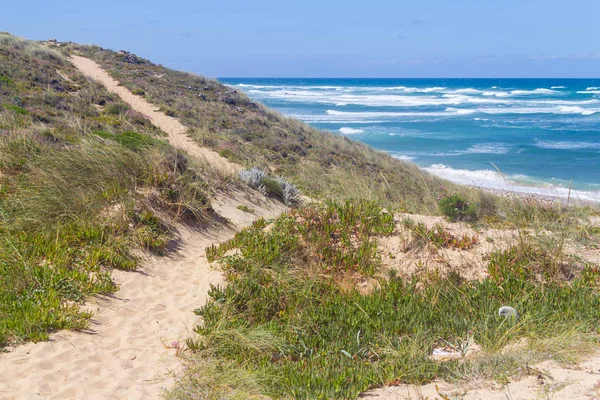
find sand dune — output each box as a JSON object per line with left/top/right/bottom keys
{"left": 0, "top": 193, "right": 285, "bottom": 399}
{"left": 0, "top": 57, "right": 285, "bottom": 399}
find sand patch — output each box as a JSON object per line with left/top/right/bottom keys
{"left": 362, "top": 353, "right": 600, "bottom": 400}
{"left": 378, "top": 214, "right": 519, "bottom": 280}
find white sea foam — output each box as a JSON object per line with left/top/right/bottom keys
{"left": 323, "top": 105, "right": 599, "bottom": 121}
{"left": 326, "top": 110, "right": 448, "bottom": 118}
{"left": 586, "top": 87, "right": 600, "bottom": 90}
{"left": 425, "top": 164, "right": 507, "bottom": 187}
{"left": 451, "top": 88, "right": 482, "bottom": 94}
{"left": 290, "top": 115, "right": 385, "bottom": 124}
{"left": 535, "top": 140, "right": 600, "bottom": 150}
{"left": 411, "top": 143, "right": 511, "bottom": 157}
{"left": 424, "top": 164, "right": 600, "bottom": 202}
{"left": 338, "top": 127, "right": 364, "bottom": 134}
{"left": 391, "top": 153, "right": 415, "bottom": 161}
{"left": 412, "top": 86, "right": 447, "bottom": 93}
{"left": 464, "top": 143, "right": 511, "bottom": 154}
{"left": 385, "top": 86, "right": 408, "bottom": 90}
{"left": 325, "top": 109, "right": 480, "bottom": 120}
{"left": 556, "top": 106, "right": 596, "bottom": 115}
{"left": 305, "top": 106, "right": 600, "bottom": 123}
{"left": 366, "top": 86, "right": 448, "bottom": 93}
{"left": 235, "top": 84, "right": 274, "bottom": 89}
{"left": 234, "top": 81, "right": 600, "bottom": 201}
{"left": 240, "top": 84, "right": 600, "bottom": 122}
{"left": 536, "top": 99, "right": 600, "bottom": 105}
{"left": 261, "top": 90, "right": 504, "bottom": 107}
{"left": 333, "top": 94, "right": 502, "bottom": 107}
{"left": 479, "top": 106, "right": 598, "bottom": 116}
{"left": 481, "top": 91, "right": 512, "bottom": 97}
{"left": 510, "top": 88, "right": 559, "bottom": 95}
{"left": 445, "top": 107, "right": 476, "bottom": 115}
{"left": 244, "top": 86, "right": 600, "bottom": 109}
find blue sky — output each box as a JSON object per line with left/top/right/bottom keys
{"left": 3, "top": 0, "right": 600, "bottom": 77}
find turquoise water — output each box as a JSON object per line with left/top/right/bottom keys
{"left": 220, "top": 78, "right": 600, "bottom": 202}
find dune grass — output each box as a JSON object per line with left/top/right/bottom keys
{"left": 62, "top": 44, "right": 600, "bottom": 227}
{"left": 64, "top": 44, "right": 464, "bottom": 213}
{"left": 170, "top": 200, "right": 600, "bottom": 399}
{"left": 0, "top": 33, "right": 232, "bottom": 346}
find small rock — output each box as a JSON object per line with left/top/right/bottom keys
{"left": 499, "top": 306, "right": 518, "bottom": 318}
{"left": 221, "top": 97, "right": 236, "bottom": 105}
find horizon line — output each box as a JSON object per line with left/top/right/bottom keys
{"left": 217, "top": 76, "right": 600, "bottom": 80}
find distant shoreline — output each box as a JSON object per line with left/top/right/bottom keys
{"left": 227, "top": 77, "right": 600, "bottom": 206}
{"left": 471, "top": 185, "right": 599, "bottom": 207}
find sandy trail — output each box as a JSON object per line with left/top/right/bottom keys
{"left": 0, "top": 193, "right": 286, "bottom": 400}
{"left": 0, "top": 58, "right": 285, "bottom": 399}
{"left": 69, "top": 55, "right": 239, "bottom": 175}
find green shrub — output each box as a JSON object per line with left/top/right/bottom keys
{"left": 218, "top": 148, "right": 236, "bottom": 159}
{"left": 0, "top": 74, "right": 13, "bottom": 85}
{"left": 104, "top": 102, "right": 129, "bottom": 115}
{"left": 93, "top": 130, "right": 158, "bottom": 151}
{"left": 92, "top": 130, "right": 113, "bottom": 139}
{"left": 2, "top": 103, "right": 28, "bottom": 115}
{"left": 438, "top": 194, "right": 477, "bottom": 222}
{"left": 407, "top": 222, "right": 479, "bottom": 250}
{"left": 114, "top": 131, "right": 157, "bottom": 151}
{"left": 260, "top": 176, "right": 284, "bottom": 200}
{"left": 238, "top": 167, "right": 301, "bottom": 207}
{"left": 132, "top": 209, "right": 170, "bottom": 253}
{"left": 160, "top": 107, "right": 176, "bottom": 117}
{"left": 237, "top": 204, "right": 255, "bottom": 214}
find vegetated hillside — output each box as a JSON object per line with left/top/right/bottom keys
{"left": 65, "top": 44, "right": 459, "bottom": 212}
{"left": 50, "top": 42, "right": 600, "bottom": 400}
{"left": 3, "top": 33, "right": 600, "bottom": 400}
{"left": 0, "top": 33, "right": 231, "bottom": 346}
{"left": 166, "top": 201, "right": 600, "bottom": 400}
{"left": 62, "top": 44, "right": 600, "bottom": 230}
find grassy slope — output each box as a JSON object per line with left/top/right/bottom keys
{"left": 66, "top": 45, "right": 600, "bottom": 223}
{"left": 170, "top": 202, "right": 600, "bottom": 400}
{"left": 64, "top": 44, "right": 461, "bottom": 213}
{"left": 2, "top": 34, "right": 600, "bottom": 399}
{"left": 0, "top": 33, "right": 231, "bottom": 346}
{"left": 67, "top": 45, "right": 600, "bottom": 228}
{"left": 50, "top": 41, "right": 600, "bottom": 400}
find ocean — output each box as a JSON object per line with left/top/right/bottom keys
{"left": 219, "top": 78, "right": 600, "bottom": 202}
